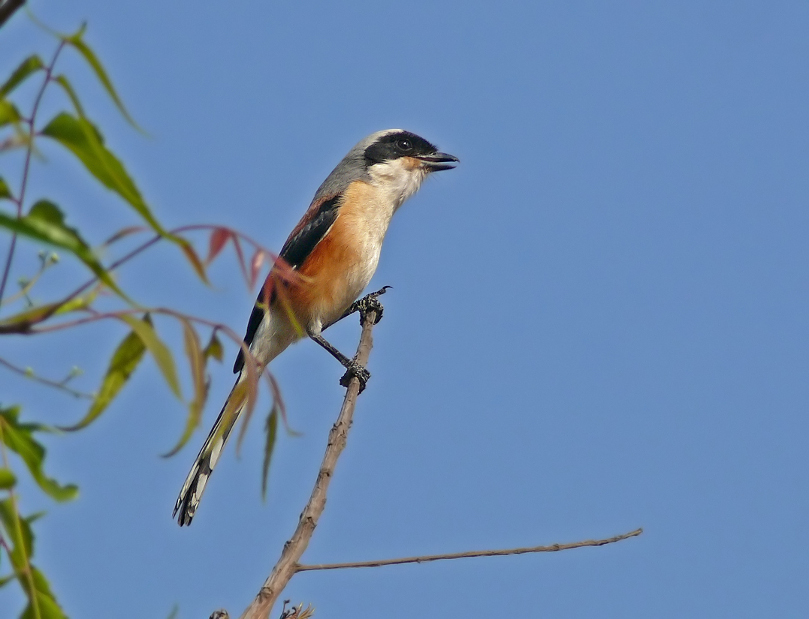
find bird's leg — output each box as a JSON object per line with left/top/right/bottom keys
{"left": 312, "top": 286, "right": 389, "bottom": 392}
{"left": 308, "top": 331, "right": 371, "bottom": 392}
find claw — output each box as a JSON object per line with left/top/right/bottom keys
{"left": 340, "top": 359, "right": 371, "bottom": 393}
{"left": 345, "top": 286, "right": 391, "bottom": 324}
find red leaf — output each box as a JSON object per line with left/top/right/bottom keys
{"left": 181, "top": 242, "right": 209, "bottom": 283}
{"left": 206, "top": 227, "right": 231, "bottom": 265}
{"left": 103, "top": 225, "right": 147, "bottom": 247}
{"left": 250, "top": 249, "right": 266, "bottom": 288}
{"left": 265, "top": 372, "right": 299, "bottom": 436}
{"left": 231, "top": 235, "right": 251, "bottom": 286}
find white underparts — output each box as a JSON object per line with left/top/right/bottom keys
{"left": 367, "top": 158, "right": 429, "bottom": 211}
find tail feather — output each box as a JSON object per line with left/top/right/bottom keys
{"left": 173, "top": 375, "right": 247, "bottom": 526}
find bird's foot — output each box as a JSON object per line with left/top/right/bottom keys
{"left": 340, "top": 359, "right": 371, "bottom": 393}
{"left": 346, "top": 286, "right": 391, "bottom": 325}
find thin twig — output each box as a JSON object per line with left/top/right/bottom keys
{"left": 0, "top": 301, "right": 266, "bottom": 398}
{"left": 296, "top": 528, "right": 643, "bottom": 572}
{"left": 0, "top": 356, "right": 93, "bottom": 399}
{"left": 0, "top": 0, "right": 25, "bottom": 29}
{"left": 3, "top": 305, "right": 241, "bottom": 340}
{"left": 237, "top": 307, "right": 379, "bottom": 619}
{"left": 0, "top": 252, "right": 53, "bottom": 308}
{"left": 5, "top": 223, "right": 284, "bottom": 332}
{"left": 0, "top": 38, "right": 64, "bottom": 308}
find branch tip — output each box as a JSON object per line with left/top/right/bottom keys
{"left": 294, "top": 527, "right": 643, "bottom": 572}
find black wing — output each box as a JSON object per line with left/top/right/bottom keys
{"left": 233, "top": 194, "right": 342, "bottom": 373}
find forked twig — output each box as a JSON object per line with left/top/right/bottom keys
{"left": 230, "top": 297, "right": 641, "bottom": 619}
{"left": 0, "top": 356, "right": 93, "bottom": 399}
{"left": 237, "top": 304, "right": 379, "bottom": 619}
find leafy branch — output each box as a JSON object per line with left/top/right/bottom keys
{"left": 0, "top": 405, "right": 77, "bottom": 619}
{"left": 0, "top": 20, "right": 293, "bottom": 617}
{"left": 0, "top": 38, "right": 65, "bottom": 306}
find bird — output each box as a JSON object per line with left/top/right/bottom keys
{"left": 173, "top": 129, "right": 458, "bottom": 526}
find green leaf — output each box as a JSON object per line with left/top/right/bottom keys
{"left": 0, "top": 55, "right": 44, "bottom": 98}
{"left": 25, "top": 511, "right": 46, "bottom": 526}
{"left": 182, "top": 318, "right": 207, "bottom": 423}
{"left": 52, "top": 74, "right": 86, "bottom": 118}
{"left": 161, "top": 319, "right": 207, "bottom": 457}
{"left": 0, "top": 497, "right": 34, "bottom": 567}
{"left": 0, "top": 199, "right": 128, "bottom": 299}
{"left": 261, "top": 405, "right": 278, "bottom": 500}
{"left": 0, "top": 407, "right": 79, "bottom": 502}
{"left": 0, "top": 176, "right": 12, "bottom": 201}
{"left": 0, "top": 294, "right": 95, "bottom": 332}
{"left": 0, "top": 468, "right": 16, "bottom": 489}
{"left": 0, "top": 99, "right": 22, "bottom": 127}
{"left": 65, "top": 30, "right": 141, "bottom": 131}
{"left": 40, "top": 112, "right": 165, "bottom": 234}
{"left": 21, "top": 567, "right": 67, "bottom": 619}
{"left": 62, "top": 327, "right": 146, "bottom": 431}
{"left": 203, "top": 331, "right": 224, "bottom": 363}
{"left": 119, "top": 315, "right": 182, "bottom": 399}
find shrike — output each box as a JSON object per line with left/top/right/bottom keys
{"left": 174, "top": 129, "right": 458, "bottom": 525}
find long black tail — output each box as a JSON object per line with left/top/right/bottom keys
{"left": 173, "top": 375, "right": 247, "bottom": 526}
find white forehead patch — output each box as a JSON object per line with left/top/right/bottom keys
{"left": 374, "top": 128, "right": 405, "bottom": 139}
{"left": 353, "top": 128, "right": 406, "bottom": 152}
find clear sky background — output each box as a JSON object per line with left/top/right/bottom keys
{"left": 2, "top": 1, "right": 808, "bottom": 617}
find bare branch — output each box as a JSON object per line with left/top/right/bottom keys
{"left": 296, "top": 528, "right": 643, "bottom": 572}
{"left": 225, "top": 296, "right": 640, "bottom": 617}
{"left": 237, "top": 306, "right": 379, "bottom": 619}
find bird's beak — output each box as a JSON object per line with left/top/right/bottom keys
{"left": 415, "top": 151, "right": 460, "bottom": 172}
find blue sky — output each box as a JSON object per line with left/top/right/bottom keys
{"left": 2, "top": 1, "right": 808, "bottom": 617}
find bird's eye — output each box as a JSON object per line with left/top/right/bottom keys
{"left": 396, "top": 139, "right": 413, "bottom": 152}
